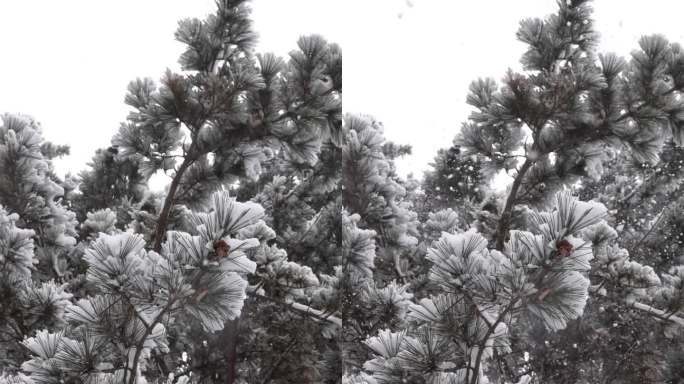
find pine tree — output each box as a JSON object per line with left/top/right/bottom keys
{"left": 419, "top": 144, "right": 488, "bottom": 258}
{"left": 0, "top": 115, "right": 78, "bottom": 281}
{"left": 0, "top": 205, "right": 72, "bottom": 373}
{"left": 579, "top": 140, "right": 684, "bottom": 271}
{"left": 453, "top": 0, "right": 684, "bottom": 251}
{"left": 356, "top": 0, "right": 684, "bottom": 382}
{"left": 519, "top": 142, "right": 684, "bottom": 382}
{"left": 72, "top": 146, "right": 147, "bottom": 230}
{"left": 422, "top": 144, "right": 485, "bottom": 216}
{"left": 233, "top": 136, "right": 342, "bottom": 382}
{"left": 343, "top": 115, "right": 419, "bottom": 282}
{"left": 0, "top": 114, "right": 78, "bottom": 373}
{"left": 111, "top": 0, "right": 341, "bottom": 254}
{"left": 74, "top": 1, "right": 343, "bottom": 381}
{"left": 164, "top": 42, "right": 342, "bottom": 380}
{"left": 340, "top": 115, "right": 420, "bottom": 379}
{"left": 2, "top": 0, "right": 341, "bottom": 382}
{"left": 363, "top": 191, "right": 610, "bottom": 383}
{"left": 6, "top": 0, "right": 684, "bottom": 382}
{"left": 17, "top": 190, "right": 262, "bottom": 383}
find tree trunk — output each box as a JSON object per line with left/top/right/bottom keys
{"left": 153, "top": 158, "right": 193, "bottom": 252}
{"left": 495, "top": 159, "right": 533, "bottom": 251}
{"left": 221, "top": 318, "right": 240, "bottom": 384}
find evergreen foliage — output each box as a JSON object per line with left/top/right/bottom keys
{"left": 3, "top": 0, "right": 684, "bottom": 383}
{"left": 0, "top": 115, "right": 78, "bottom": 280}
{"left": 352, "top": 1, "right": 684, "bottom": 383}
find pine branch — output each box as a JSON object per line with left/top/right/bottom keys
{"left": 613, "top": 86, "right": 679, "bottom": 124}
{"left": 618, "top": 160, "right": 673, "bottom": 210}
{"left": 259, "top": 337, "right": 298, "bottom": 384}
{"left": 152, "top": 156, "right": 194, "bottom": 252}
{"left": 495, "top": 159, "right": 534, "bottom": 250}
{"left": 392, "top": 250, "right": 407, "bottom": 284}
{"left": 470, "top": 297, "right": 521, "bottom": 384}
{"left": 125, "top": 293, "right": 181, "bottom": 384}
{"left": 632, "top": 208, "right": 667, "bottom": 250}
{"left": 221, "top": 318, "right": 240, "bottom": 384}
{"left": 251, "top": 290, "right": 341, "bottom": 327}
{"left": 589, "top": 285, "right": 684, "bottom": 327}
{"left": 600, "top": 340, "right": 642, "bottom": 384}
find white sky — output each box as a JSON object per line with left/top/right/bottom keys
{"left": 2, "top": 0, "right": 684, "bottom": 185}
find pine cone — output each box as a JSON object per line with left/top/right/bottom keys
{"left": 210, "top": 240, "right": 230, "bottom": 261}
{"left": 556, "top": 239, "right": 573, "bottom": 257}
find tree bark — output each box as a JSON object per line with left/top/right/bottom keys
{"left": 495, "top": 159, "right": 533, "bottom": 251}
{"left": 153, "top": 158, "right": 193, "bottom": 252}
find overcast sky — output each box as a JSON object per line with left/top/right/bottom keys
{"left": 2, "top": 0, "right": 684, "bottom": 186}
